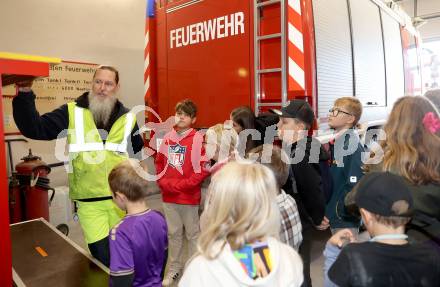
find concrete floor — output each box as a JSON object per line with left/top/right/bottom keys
{"left": 65, "top": 192, "right": 330, "bottom": 286}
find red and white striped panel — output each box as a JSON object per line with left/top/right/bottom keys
{"left": 287, "top": 0, "right": 305, "bottom": 91}
{"left": 144, "top": 20, "right": 151, "bottom": 104}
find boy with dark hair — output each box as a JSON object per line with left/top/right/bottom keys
{"left": 108, "top": 159, "right": 168, "bottom": 287}
{"left": 175, "top": 99, "right": 197, "bottom": 118}
{"left": 155, "top": 99, "right": 210, "bottom": 286}
{"left": 248, "top": 144, "right": 303, "bottom": 251}
{"left": 274, "top": 100, "right": 328, "bottom": 287}
{"left": 324, "top": 172, "right": 440, "bottom": 287}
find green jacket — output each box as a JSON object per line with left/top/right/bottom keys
{"left": 67, "top": 102, "right": 136, "bottom": 200}
{"left": 325, "top": 130, "right": 364, "bottom": 228}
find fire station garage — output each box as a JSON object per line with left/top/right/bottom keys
{"left": 1, "top": 0, "right": 440, "bottom": 286}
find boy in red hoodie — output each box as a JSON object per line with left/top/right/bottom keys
{"left": 155, "top": 99, "right": 210, "bottom": 286}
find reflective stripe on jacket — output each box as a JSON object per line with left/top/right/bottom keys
{"left": 67, "top": 102, "right": 136, "bottom": 200}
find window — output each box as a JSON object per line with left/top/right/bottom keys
{"left": 422, "top": 40, "right": 440, "bottom": 89}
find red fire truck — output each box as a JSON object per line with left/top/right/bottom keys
{"left": 145, "top": 0, "right": 422, "bottom": 130}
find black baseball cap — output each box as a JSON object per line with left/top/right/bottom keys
{"left": 354, "top": 172, "right": 413, "bottom": 217}
{"left": 272, "top": 100, "right": 314, "bottom": 127}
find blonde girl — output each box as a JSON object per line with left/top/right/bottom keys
{"left": 180, "top": 162, "right": 303, "bottom": 287}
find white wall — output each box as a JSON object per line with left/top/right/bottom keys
{"left": 0, "top": 0, "right": 146, "bottom": 185}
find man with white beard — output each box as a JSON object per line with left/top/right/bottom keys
{"left": 13, "top": 66, "right": 144, "bottom": 267}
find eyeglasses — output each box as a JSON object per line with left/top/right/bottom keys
{"left": 93, "top": 79, "right": 116, "bottom": 89}
{"left": 328, "top": 108, "right": 353, "bottom": 117}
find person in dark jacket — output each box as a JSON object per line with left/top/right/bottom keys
{"left": 324, "top": 97, "right": 364, "bottom": 234}
{"left": 325, "top": 172, "right": 440, "bottom": 287}
{"left": 13, "top": 65, "right": 144, "bottom": 266}
{"left": 274, "top": 100, "right": 327, "bottom": 287}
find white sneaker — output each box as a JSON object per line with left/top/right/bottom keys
{"left": 162, "top": 272, "right": 179, "bottom": 286}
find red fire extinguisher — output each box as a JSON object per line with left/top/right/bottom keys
{"left": 9, "top": 149, "right": 54, "bottom": 223}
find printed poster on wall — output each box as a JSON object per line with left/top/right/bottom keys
{"left": 2, "top": 61, "right": 98, "bottom": 134}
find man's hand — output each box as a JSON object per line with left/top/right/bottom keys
{"left": 328, "top": 228, "right": 356, "bottom": 248}
{"left": 316, "top": 216, "right": 330, "bottom": 230}
{"left": 16, "top": 79, "right": 34, "bottom": 92}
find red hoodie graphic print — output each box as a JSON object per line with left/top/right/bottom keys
{"left": 155, "top": 129, "right": 210, "bottom": 205}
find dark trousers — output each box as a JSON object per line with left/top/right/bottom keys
{"left": 299, "top": 227, "right": 314, "bottom": 287}
{"left": 88, "top": 236, "right": 110, "bottom": 267}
